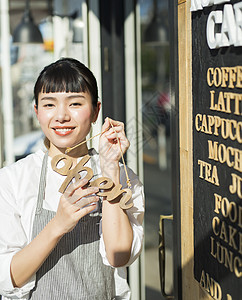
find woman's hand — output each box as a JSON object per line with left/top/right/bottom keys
{"left": 52, "top": 178, "right": 99, "bottom": 236}
{"left": 99, "top": 117, "right": 130, "bottom": 181}
{"left": 98, "top": 118, "right": 133, "bottom": 267}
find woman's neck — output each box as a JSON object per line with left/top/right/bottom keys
{"left": 48, "top": 142, "right": 89, "bottom": 159}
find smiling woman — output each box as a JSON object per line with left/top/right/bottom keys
{"left": 0, "top": 58, "right": 144, "bottom": 300}
{"left": 34, "top": 90, "right": 99, "bottom": 156}
{"left": 33, "top": 58, "right": 101, "bottom": 156}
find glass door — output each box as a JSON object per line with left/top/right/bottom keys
{"left": 139, "top": 0, "right": 173, "bottom": 298}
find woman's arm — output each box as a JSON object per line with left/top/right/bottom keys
{"left": 10, "top": 217, "right": 63, "bottom": 287}
{"left": 99, "top": 118, "right": 134, "bottom": 267}
{"left": 10, "top": 179, "right": 99, "bottom": 288}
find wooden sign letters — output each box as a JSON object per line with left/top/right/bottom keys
{"left": 51, "top": 154, "right": 133, "bottom": 210}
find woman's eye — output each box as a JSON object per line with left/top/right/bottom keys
{"left": 71, "top": 102, "right": 82, "bottom": 107}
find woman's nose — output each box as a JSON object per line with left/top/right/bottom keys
{"left": 55, "top": 106, "right": 70, "bottom": 122}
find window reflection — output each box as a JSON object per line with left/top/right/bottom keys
{"left": 9, "top": 0, "right": 85, "bottom": 161}
{"left": 140, "top": 0, "right": 173, "bottom": 298}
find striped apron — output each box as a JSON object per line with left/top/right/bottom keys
{"left": 29, "top": 152, "right": 114, "bottom": 299}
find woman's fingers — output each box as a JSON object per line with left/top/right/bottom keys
{"left": 105, "top": 131, "right": 124, "bottom": 141}
{"left": 67, "top": 185, "right": 99, "bottom": 205}
{"left": 64, "top": 178, "right": 89, "bottom": 198}
{"left": 99, "top": 117, "right": 130, "bottom": 163}
{"left": 107, "top": 117, "right": 124, "bottom": 129}
{"left": 102, "top": 118, "right": 125, "bottom": 133}
{"left": 74, "top": 203, "right": 98, "bottom": 219}
{"left": 105, "top": 130, "right": 130, "bottom": 149}
{"left": 71, "top": 187, "right": 99, "bottom": 204}
{"left": 104, "top": 126, "right": 124, "bottom": 137}
{"left": 102, "top": 117, "right": 111, "bottom": 129}
{"left": 63, "top": 177, "right": 100, "bottom": 205}
{"left": 55, "top": 179, "right": 100, "bottom": 234}
{"left": 75, "top": 195, "right": 99, "bottom": 209}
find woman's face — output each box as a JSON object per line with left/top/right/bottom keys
{"left": 35, "top": 90, "right": 100, "bottom": 156}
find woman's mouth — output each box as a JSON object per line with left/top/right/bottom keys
{"left": 53, "top": 127, "right": 75, "bottom": 136}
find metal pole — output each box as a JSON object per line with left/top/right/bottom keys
{"left": 0, "top": 109, "right": 4, "bottom": 168}
{"left": 0, "top": 0, "right": 15, "bottom": 165}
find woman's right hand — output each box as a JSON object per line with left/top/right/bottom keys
{"left": 53, "top": 178, "right": 99, "bottom": 236}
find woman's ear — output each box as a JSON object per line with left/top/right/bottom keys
{"left": 34, "top": 105, "right": 38, "bottom": 118}
{"left": 93, "top": 101, "right": 101, "bottom": 123}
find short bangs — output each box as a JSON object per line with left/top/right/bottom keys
{"left": 34, "top": 58, "right": 98, "bottom": 107}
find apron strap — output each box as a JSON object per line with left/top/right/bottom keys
{"left": 35, "top": 151, "right": 49, "bottom": 215}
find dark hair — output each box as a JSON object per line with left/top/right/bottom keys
{"left": 34, "top": 57, "right": 98, "bottom": 108}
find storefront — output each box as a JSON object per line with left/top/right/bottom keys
{"left": 1, "top": 0, "right": 241, "bottom": 299}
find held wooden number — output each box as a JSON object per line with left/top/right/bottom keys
{"left": 51, "top": 154, "right": 133, "bottom": 210}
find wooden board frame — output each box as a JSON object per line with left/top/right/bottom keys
{"left": 178, "top": 0, "right": 211, "bottom": 299}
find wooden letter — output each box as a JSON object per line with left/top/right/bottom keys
{"left": 51, "top": 154, "right": 134, "bottom": 209}
{"left": 51, "top": 154, "right": 73, "bottom": 175}
{"left": 52, "top": 154, "right": 94, "bottom": 193}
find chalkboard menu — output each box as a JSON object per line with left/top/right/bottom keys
{"left": 192, "top": 0, "right": 242, "bottom": 299}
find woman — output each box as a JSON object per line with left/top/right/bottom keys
{"left": 0, "top": 58, "right": 144, "bottom": 300}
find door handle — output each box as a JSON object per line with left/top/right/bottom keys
{"left": 159, "top": 214, "right": 174, "bottom": 299}
{"left": 104, "top": 47, "right": 110, "bottom": 72}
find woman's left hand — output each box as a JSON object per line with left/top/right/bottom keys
{"left": 99, "top": 117, "right": 130, "bottom": 179}
{"left": 98, "top": 118, "right": 133, "bottom": 267}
